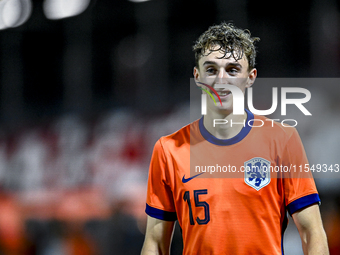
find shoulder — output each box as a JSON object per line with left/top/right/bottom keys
{"left": 158, "top": 120, "right": 197, "bottom": 150}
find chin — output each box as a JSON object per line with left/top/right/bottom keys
{"left": 215, "top": 105, "right": 233, "bottom": 114}
{"left": 218, "top": 101, "right": 233, "bottom": 109}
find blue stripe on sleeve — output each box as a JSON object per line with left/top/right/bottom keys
{"left": 287, "top": 193, "right": 321, "bottom": 215}
{"left": 145, "top": 204, "right": 177, "bottom": 221}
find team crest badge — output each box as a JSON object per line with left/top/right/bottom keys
{"left": 244, "top": 157, "right": 271, "bottom": 191}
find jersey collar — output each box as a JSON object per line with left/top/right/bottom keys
{"left": 199, "top": 109, "right": 254, "bottom": 146}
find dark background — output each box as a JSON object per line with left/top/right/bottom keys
{"left": 1, "top": 0, "right": 340, "bottom": 128}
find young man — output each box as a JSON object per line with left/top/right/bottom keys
{"left": 141, "top": 23, "right": 329, "bottom": 255}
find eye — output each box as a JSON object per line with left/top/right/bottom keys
{"left": 228, "top": 67, "right": 239, "bottom": 75}
{"left": 206, "top": 67, "right": 217, "bottom": 75}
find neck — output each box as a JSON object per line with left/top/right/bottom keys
{"left": 203, "top": 109, "right": 247, "bottom": 139}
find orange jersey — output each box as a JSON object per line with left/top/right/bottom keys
{"left": 145, "top": 110, "right": 320, "bottom": 254}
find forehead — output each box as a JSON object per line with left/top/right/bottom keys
{"left": 198, "top": 48, "right": 249, "bottom": 69}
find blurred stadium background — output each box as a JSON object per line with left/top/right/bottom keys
{"left": 0, "top": 0, "right": 339, "bottom": 254}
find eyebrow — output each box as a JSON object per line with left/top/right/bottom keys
{"left": 202, "top": 61, "right": 242, "bottom": 68}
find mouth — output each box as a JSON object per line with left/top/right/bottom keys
{"left": 216, "top": 90, "right": 232, "bottom": 98}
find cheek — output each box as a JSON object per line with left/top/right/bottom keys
{"left": 233, "top": 83, "right": 246, "bottom": 94}
{"left": 201, "top": 77, "right": 215, "bottom": 85}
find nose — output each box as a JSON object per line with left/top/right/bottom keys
{"left": 216, "top": 68, "right": 228, "bottom": 83}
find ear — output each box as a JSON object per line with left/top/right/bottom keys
{"left": 246, "top": 68, "right": 257, "bottom": 88}
{"left": 193, "top": 66, "right": 202, "bottom": 87}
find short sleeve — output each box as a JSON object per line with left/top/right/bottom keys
{"left": 145, "top": 139, "right": 177, "bottom": 221}
{"left": 281, "top": 128, "right": 320, "bottom": 215}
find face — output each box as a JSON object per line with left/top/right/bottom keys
{"left": 194, "top": 47, "right": 257, "bottom": 114}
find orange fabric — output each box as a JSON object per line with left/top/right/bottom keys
{"left": 146, "top": 114, "right": 318, "bottom": 254}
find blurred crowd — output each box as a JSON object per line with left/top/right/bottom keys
{"left": 0, "top": 104, "right": 189, "bottom": 255}
{"left": 0, "top": 97, "right": 338, "bottom": 254}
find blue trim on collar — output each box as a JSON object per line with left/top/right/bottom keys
{"left": 199, "top": 109, "right": 254, "bottom": 146}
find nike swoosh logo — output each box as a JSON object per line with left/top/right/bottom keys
{"left": 182, "top": 173, "right": 204, "bottom": 183}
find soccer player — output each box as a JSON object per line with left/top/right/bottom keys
{"left": 141, "top": 23, "right": 329, "bottom": 255}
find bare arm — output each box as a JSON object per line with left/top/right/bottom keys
{"left": 292, "top": 204, "right": 329, "bottom": 255}
{"left": 141, "top": 216, "right": 176, "bottom": 255}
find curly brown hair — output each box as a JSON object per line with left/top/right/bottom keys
{"left": 193, "top": 22, "right": 260, "bottom": 71}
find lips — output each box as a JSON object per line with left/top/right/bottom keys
{"left": 216, "top": 90, "right": 231, "bottom": 98}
